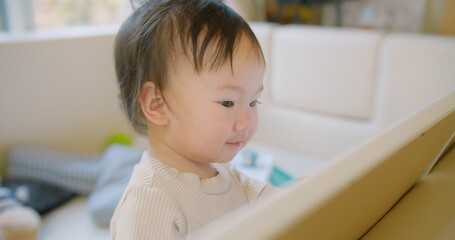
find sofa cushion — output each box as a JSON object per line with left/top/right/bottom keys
{"left": 377, "top": 33, "right": 455, "bottom": 127}
{"left": 87, "top": 144, "right": 142, "bottom": 227}
{"left": 41, "top": 197, "right": 111, "bottom": 240}
{"left": 254, "top": 104, "right": 376, "bottom": 159}
{"left": 270, "top": 25, "right": 382, "bottom": 120}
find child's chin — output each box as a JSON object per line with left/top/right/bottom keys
{"left": 216, "top": 152, "right": 240, "bottom": 164}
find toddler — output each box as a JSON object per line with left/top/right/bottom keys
{"left": 110, "top": 0, "right": 272, "bottom": 239}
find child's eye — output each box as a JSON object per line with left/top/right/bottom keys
{"left": 250, "top": 100, "right": 262, "bottom": 107}
{"left": 219, "top": 101, "right": 234, "bottom": 108}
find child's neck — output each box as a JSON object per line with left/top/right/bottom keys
{"left": 148, "top": 143, "right": 218, "bottom": 179}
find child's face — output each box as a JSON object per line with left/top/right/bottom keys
{"left": 162, "top": 37, "right": 265, "bottom": 166}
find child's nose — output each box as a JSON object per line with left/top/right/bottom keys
{"left": 234, "top": 108, "right": 255, "bottom": 132}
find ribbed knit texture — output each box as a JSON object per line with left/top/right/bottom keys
{"left": 110, "top": 151, "right": 268, "bottom": 239}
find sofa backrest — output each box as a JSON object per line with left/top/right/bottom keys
{"left": 270, "top": 25, "right": 382, "bottom": 121}
{"left": 249, "top": 22, "right": 455, "bottom": 160}
{"left": 0, "top": 28, "right": 133, "bottom": 173}
{"left": 376, "top": 33, "right": 455, "bottom": 127}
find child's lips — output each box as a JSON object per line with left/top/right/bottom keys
{"left": 226, "top": 140, "right": 245, "bottom": 147}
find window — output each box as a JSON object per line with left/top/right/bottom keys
{"left": 0, "top": 0, "right": 133, "bottom": 33}
{"left": 34, "top": 0, "right": 132, "bottom": 30}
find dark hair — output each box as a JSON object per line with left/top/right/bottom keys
{"left": 115, "top": 0, "right": 265, "bottom": 135}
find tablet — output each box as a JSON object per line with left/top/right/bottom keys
{"left": 200, "top": 90, "right": 455, "bottom": 239}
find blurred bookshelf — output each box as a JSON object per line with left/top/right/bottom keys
{"left": 224, "top": 0, "right": 455, "bottom": 36}
{"left": 1, "top": 0, "right": 453, "bottom": 36}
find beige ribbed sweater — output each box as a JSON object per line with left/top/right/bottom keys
{"left": 110, "top": 151, "right": 268, "bottom": 239}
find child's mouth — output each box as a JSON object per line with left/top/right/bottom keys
{"left": 226, "top": 141, "right": 243, "bottom": 148}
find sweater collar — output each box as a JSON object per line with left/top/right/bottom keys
{"left": 142, "top": 151, "right": 231, "bottom": 194}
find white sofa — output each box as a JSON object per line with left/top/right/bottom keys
{"left": 251, "top": 23, "right": 455, "bottom": 172}
{"left": 0, "top": 22, "right": 454, "bottom": 239}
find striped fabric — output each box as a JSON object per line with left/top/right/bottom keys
{"left": 7, "top": 145, "right": 101, "bottom": 194}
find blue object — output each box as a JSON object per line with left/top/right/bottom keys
{"left": 87, "top": 144, "right": 142, "bottom": 227}
{"left": 0, "top": 0, "right": 9, "bottom": 32}
{"left": 269, "top": 166, "right": 294, "bottom": 187}
{"left": 240, "top": 149, "right": 258, "bottom": 167}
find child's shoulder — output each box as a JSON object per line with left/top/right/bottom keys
{"left": 127, "top": 158, "right": 159, "bottom": 188}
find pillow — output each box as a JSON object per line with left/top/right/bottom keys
{"left": 87, "top": 144, "right": 142, "bottom": 227}
{"left": 1, "top": 179, "right": 76, "bottom": 215}
{"left": 8, "top": 145, "right": 101, "bottom": 194}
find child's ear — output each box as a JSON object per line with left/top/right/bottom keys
{"left": 139, "top": 82, "right": 169, "bottom": 126}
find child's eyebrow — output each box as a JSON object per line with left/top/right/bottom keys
{"left": 218, "top": 84, "right": 264, "bottom": 95}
